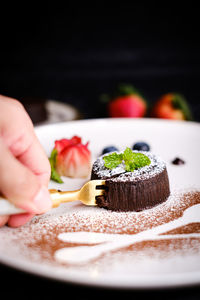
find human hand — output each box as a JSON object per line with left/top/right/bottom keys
{"left": 0, "top": 95, "right": 51, "bottom": 227}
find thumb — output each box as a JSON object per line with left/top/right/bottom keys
{"left": 0, "top": 139, "right": 52, "bottom": 214}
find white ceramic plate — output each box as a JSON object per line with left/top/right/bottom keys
{"left": 0, "top": 118, "right": 200, "bottom": 289}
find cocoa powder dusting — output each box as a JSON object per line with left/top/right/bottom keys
{"left": 0, "top": 191, "right": 200, "bottom": 268}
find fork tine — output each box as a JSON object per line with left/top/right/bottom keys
{"left": 78, "top": 180, "right": 106, "bottom": 206}
{"left": 94, "top": 179, "right": 106, "bottom": 201}
{"left": 93, "top": 179, "right": 106, "bottom": 187}
{"left": 95, "top": 189, "right": 105, "bottom": 197}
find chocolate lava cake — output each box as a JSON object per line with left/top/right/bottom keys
{"left": 91, "top": 150, "right": 170, "bottom": 212}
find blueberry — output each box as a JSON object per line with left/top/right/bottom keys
{"left": 171, "top": 157, "right": 185, "bottom": 165}
{"left": 132, "top": 142, "right": 150, "bottom": 152}
{"left": 102, "top": 146, "right": 119, "bottom": 155}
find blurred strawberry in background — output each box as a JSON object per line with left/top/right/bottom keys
{"left": 101, "top": 84, "right": 147, "bottom": 118}
{"left": 151, "top": 93, "right": 193, "bottom": 121}
{"left": 101, "top": 84, "right": 193, "bottom": 121}
{"left": 109, "top": 94, "right": 146, "bottom": 118}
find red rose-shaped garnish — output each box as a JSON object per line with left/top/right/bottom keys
{"left": 49, "top": 136, "right": 91, "bottom": 182}
{"left": 54, "top": 136, "right": 82, "bottom": 153}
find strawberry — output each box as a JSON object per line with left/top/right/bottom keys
{"left": 54, "top": 136, "right": 82, "bottom": 153}
{"left": 108, "top": 94, "right": 146, "bottom": 118}
{"left": 151, "top": 93, "right": 193, "bottom": 121}
{"left": 49, "top": 136, "right": 91, "bottom": 182}
{"left": 102, "top": 84, "right": 147, "bottom": 118}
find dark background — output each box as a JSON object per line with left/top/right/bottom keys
{"left": 0, "top": 4, "right": 199, "bottom": 120}
{"left": 0, "top": 3, "right": 200, "bottom": 298}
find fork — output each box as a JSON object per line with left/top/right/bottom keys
{"left": 0, "top": 180, "right": 106, "bottom": 216}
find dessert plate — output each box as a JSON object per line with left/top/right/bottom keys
{"left": 0, "top": 118, "right": 200, "bottom": 289}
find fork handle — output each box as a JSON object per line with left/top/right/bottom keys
{"left": 0, "top": 196, "right": 25, "bottom": 215}
{"left": 50, "top": 189, "right": 80, "bottom": 208}
{"left": 0, "top": 189, "right": 80, "bottom": 216}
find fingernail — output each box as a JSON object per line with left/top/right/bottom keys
{"left": 32, "top": 186, "right": 52, "bottom": 213}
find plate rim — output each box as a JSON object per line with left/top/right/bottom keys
{"left": 1, "top": 253, "right": 200, "bottom": 290}
{"left": 34, "top": 117, "right": 200, "bottom": 131}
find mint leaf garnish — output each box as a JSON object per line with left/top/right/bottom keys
{"left": 123, "top": 147, "right": 134, "bottom": 163}
{"left": 123, "top": 147, "right": 136, "bottom": 171}
{"left": 103, "top": 147, "right": 151, "bottom": 172}
{"left": 103, "top": 152, "right": 123, "bottom": 169}
{"left": 49, "top": 149, "right": 63, "bottom": 183}
{"left": 125, "top": 161, "right": 136, "bottom": 172}
{"left": 130, "top": 152, "right": 151, "bottom": 169}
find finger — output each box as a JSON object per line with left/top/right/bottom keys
{"left": 7, "top": 213, "right": 34, "bottom": 228}
{"left": 17, "top": 133, "right": 51, "bottom": 186}
{"left": 0, "top": 139, "right": 52, "bottom": 214}
{"left": 0, "top": 96, "right": 51, "bottom": 186}
{"left": 0, "top": 215, "right": 9, "bottom": 227}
